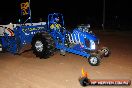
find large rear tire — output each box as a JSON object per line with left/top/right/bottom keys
{"left": 31, "top": 32, "right": 55, "bottom": 59}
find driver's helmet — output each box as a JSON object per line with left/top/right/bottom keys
{"left": 54, "top": 17, "right": 59, "bottom": 23}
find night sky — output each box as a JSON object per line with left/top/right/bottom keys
{"left": 0, "top": 0, "right": 131, "bottom": 29}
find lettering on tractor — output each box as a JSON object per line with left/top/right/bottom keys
{"left": 22, "top": 27, "right": 44, "bottom": 33}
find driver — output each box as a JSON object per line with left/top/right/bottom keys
{"left": 50, "top": 17, "right": 61, "bottom": 31}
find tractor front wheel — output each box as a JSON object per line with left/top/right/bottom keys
{"left": 100, "top": 47, "right": 110, "bottom": 57}
{"left": 88, "top": 54, "right": 100, "bottom": 66}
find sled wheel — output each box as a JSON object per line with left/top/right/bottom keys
{"left": 0, "top": 39, "right": 5, "bottom": 53}
{"left": 88, "top": 54, "right": 100, "bottom": 66}
{"left": 31, "top": 32, "right": 55, "bottom": 59}
{"left": 101, "top": 47, "right": 110, "bottom": 57}
{"left": 0, "top": 43, "right": 2, "bottom": 52}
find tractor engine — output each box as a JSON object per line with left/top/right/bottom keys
{"left": 65, "top": 27, "right": 99, "bottom": 52}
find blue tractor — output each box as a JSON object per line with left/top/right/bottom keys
{"left": 32, "top": 13, "right": 110, "bottom": 66}
{"left": 0, "top": 13, "right": 110, "bottom": 66}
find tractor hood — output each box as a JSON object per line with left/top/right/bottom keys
{"left": 73, "top": 29, "right": 98, "bottom": 42}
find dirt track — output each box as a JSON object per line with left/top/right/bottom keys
{"left": 0, "top": 31, "right": 132, "bottom": 88}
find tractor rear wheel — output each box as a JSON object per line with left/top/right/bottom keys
{"left": 31, "top": 32, "right": 55, "bottom": 59}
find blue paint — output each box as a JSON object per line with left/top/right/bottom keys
{"left": 0, "top": 13, "right": 99, "bottom": 59}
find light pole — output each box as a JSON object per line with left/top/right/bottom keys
{"left": 29, "top": 0, "right": 32, "bottom": 24}
{"left": 103, "top": 0, "right": 105, "bottom": 30}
